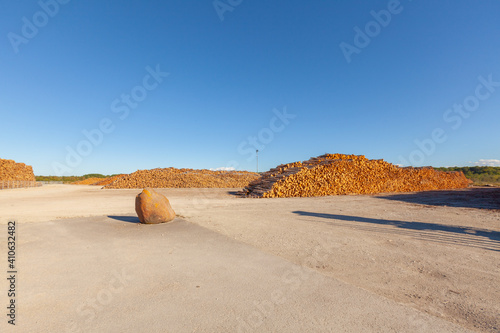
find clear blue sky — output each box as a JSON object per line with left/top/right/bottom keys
{"left": 1, "top": 0, "right": 499, "bottom": 175}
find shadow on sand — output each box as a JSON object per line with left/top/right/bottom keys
{"left": 375, "top": 187, "right": 500, "bottom": 210}
{"left": 107, "top": 215, "right": 140, "bottom": 223}
{"left": 293, "top": 211, "right": 500, "bottom": 252}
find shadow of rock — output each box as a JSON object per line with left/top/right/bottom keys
{"left": 107, "top": 215, "right": 140, "bottom": 223}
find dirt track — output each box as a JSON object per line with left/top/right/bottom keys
{"left": 0, "top": 185, "right": 498, "bottom": 332}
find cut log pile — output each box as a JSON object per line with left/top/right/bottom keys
{"left": 71, "top": 174, "right": 127, "bottom": 186}
{"left": 71, "top": 177, "right": 107, "bottom": 185}
{"left": 244, "top": 154, "right": 471, "bottom": 198}
{"left": 92, "top": 174, "right": 126, "bottom": 186}
{"left": 104, "top": 168, "right": 259, "bottom": 189}
{"left": 0, "top": 158, "right": 36, "bottom": 181}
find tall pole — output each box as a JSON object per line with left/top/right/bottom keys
{"left": 256, "top": 150, "right": 259, "bottom": 173}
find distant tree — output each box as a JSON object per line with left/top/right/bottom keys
{"left": 434, "top": 166, "right": 500, "bottom": 184}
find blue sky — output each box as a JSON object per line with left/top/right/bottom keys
{"left": 1, "top": 0, "right": 499, "bottom": 175}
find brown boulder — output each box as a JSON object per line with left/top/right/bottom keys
{"left": 135, "top": 188, "right": 176, "bottom": 224}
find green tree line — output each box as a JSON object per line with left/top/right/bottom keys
{"left": 434, "top": 166, "right": 500, "bottom": 184}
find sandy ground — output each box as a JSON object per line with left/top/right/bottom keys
{"left": 0, "top": 184, "right": 499, "bottom": 332}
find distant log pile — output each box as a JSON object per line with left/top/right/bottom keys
{"left": 92, "top": 174, "right": 126, "bottom": 186}
{"left": 70, "top": 174, "right": 126, "bottom": 186}
{"left": 244, "top": 154, "right": 471, "bottom": 198}
{"left": 104, "top": 168, "right": 259, "bottom": 189}
{"left": 0, "top": 158, "right": 36, "bottom": 181}
{"left": 71, "top": 177, "right": 108, "bottom": 185}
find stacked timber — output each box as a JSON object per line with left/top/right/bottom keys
{"left": 104, "top": 168, "right": 259, "bottom": 189}
{"left": 0, "top": 158, "right": 36, "bottom": 181}
{"left": 71, "top": 177, "right": 108, "bottom": 185}
{"left": 92, "top": 174, "right": 126, "bottom": 186}
{"left": 70, "top": 174, "right": 126, "bottom": 186}
{"left": 244, "top": 154, "right": 471, "bottom": 198}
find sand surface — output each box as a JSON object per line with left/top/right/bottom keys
{"left": 0, "top": 184, "right": 499, "bottom": 332}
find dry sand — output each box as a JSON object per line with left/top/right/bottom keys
{"left": 0, "top": 184, "right": 498, "bottom": 332}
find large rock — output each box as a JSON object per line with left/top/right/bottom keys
{"left": 135, "top": 188, "right": 176, "bottom": 224}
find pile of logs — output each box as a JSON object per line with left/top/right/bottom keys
{"left": 71, "top": 177, "right": 109, "bottom": 185}
{"left": 92, "top": 174, "right": 126, "bottom": 186}
{"left": 244, "top": 154, "right": 471, "bottom": 198}
{"left": 70, "top": 174, "right": 126, "bottom": 186}
{"left": 0, "top": 158, "right": 36, "bottom": 181}
{"left": 104, "top": 168, "right": 259, "bottom": 189}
